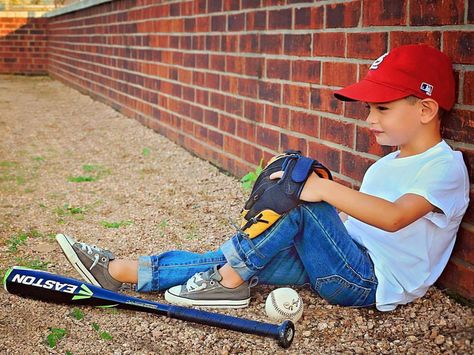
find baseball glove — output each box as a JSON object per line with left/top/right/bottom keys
{"left": 239, "top": 150, "right": 332, "bottom": 239}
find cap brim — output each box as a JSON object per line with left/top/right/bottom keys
{"left": 334, "top": 79, "right": 414, "bottom": 104}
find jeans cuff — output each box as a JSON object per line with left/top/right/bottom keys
{"left": 136, "top": 255, "right": 155, "bottom": 292}
{"left": 220, "top": 236, "right": 254, "bottom": 281}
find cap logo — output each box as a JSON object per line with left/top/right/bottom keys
{"left": 420, "top": 82, "right": 433, "bottom": 96}
{"left": 369, "top": 52, "right": 389, "bottom": 70}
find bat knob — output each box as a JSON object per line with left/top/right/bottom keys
{"left": 277, "top": 320, "right": 295, "bottom": 348}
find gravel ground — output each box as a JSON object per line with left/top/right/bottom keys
{"left": 0, "top": 74, "right": 472, "bottom": 354}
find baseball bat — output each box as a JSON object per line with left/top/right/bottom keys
{"left": 3, "top": 266, "right": 294, "bottom": 348}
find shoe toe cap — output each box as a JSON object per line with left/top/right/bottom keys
{"left": 166, "top": 285, "right": 183, "bottom": 296}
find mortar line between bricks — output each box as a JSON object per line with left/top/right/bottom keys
{"left": 323, "top": 4, "right": 327, "bottom": 29}
{"left": 45, "top": 25, "right": 474, "bottom": 35}
{"left": 445, "top": 140, "right": 474, "bottom": 150}
{"left": 464, "top": 0, "right": 469, "bottom": 24}
{"left": 458, "top": 71, "right": 465, "bottom": 104}
{"left": 452, "top": 64, "right": 474, "bottom": 70}
{"left": 45, "top": 10, "right": 474, "bottom": 38}
{"left": 47, "top": 52, "right": 368, "bottom": 127}
{"left": 344, "top": 31, "right": 348, "bottom": 59}
{"left": 48, "top": 58, "right": 386, "bottom": 164}
{"left": 406, "top": 0, "right": 411, "bottom": 30}
{"left": 454, "top": 103, "right": 474, "bottom": 110}
{"left": 459, "top": 222, "right": 474, "bottom": 232}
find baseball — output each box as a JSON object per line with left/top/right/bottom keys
{"left": 265, "top": 287, "right": 304, "bottom": 323}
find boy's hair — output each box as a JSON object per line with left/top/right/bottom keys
{"left": 333, "top": 44, "right": 455, "bottom": 113}
{"left": 404, "top": 95, "right": 447, "bottom": 120}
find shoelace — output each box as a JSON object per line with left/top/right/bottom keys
{"left": 80, "top": 243, "right": 104, "bottom": 270}
{"left": 185, "top": 270, "right": 258, "bottom": 292}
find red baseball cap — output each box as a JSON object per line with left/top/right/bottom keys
{"left": 333, "top": 44, "right": 455, "bottom": 111}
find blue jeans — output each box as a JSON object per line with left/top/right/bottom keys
{"left": 137, "top": 202, "right": 378, "bottom": 307}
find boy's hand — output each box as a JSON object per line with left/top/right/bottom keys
{"left": 269, "top": 171, "right": 284, "bottom": 180}
{"left": 270, "top": 171, "right": 324, "bottom": 202}
{"left": 241, "top": 151, "right": 329, "bottom": 239}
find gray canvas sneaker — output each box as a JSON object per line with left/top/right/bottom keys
{"left": 55, "top": 234, "right": 123, "bottom": 291}
{"left": 164, "top": 265, "right": 251, "bottom": 308}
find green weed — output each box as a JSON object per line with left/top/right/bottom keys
{"left": 45, "top": 328, "right": 66, "bottom": 348}
{"left": 68, "top": 175, "right": 96, "bottom": 182}
{"left": 142, "top": 147, "right": 151, "bottom": 156}
{"left": 70, "top": 308, "right": 84, "bottom": 321}
{"left": 15, "top": 176, "right": 26, "bottom": 185}
{"left": 6, "top": 233, "right": 28, "bottom": 253}
{"left": 82, "top": 164, "right": 99, "bottom": 172}
{"left": 14, "top": 257, "right": 49, "bottom": 270}
{"left": 0, "top": 173, "right": 26, "bottom": 185}
{"left": 0, "top": 161, "right": 29, "bottom": 186}
{"left": 54, "top": 204, "right": 85, "bottom": 223}
{"left": 186, "top": 233, "right": 197, "bottom": 240}
{"left": 157, "top": 219, "right": 168, "bottom": 237}
{"left": 92, "top": 323, "right": 112, "bottom": 341}
{"left": 0, "top": 161, "right": 17, "bottom": 168}
{"left": 53, "top": 201, "right": 101, "bottom": 223}
{"left": 28, "top": 230, "right": 43, "bottom": 238}
{"left": 45, "top": 232, "right": 56, "bottom": 240}
{"left": 184, "top": 222, "right": 198, "bottom": 240}
{"left": 100, "top": 220, "right": 133, "bottom": 229}
{"left": 54, "top": 204, "right": 85, "bottom": 217}
{"left": 159, "top": 219, "right": 169, "bottom": 228}
{"left": 32, "top": 156, "right": 45, "bottom": 162}
{"left": 240, "top": 158, "right": 264, "bottom": 190}
{"left": 68, "top": 164, "right": 109, "bottom": 183}
{"left": 6, "top": 230, "right": 43, "bottom": 253}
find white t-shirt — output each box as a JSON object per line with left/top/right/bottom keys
{"left": 344, "top": 140, "right": 469, "bottom": 311}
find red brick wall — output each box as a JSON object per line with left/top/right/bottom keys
{"left": 0, "top": 17, "right": 48, "bottom": 74}
{"left": 6, "top": 0, "right": 474, "bottom": 300}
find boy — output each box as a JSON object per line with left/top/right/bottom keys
{"left": 56, "top": 44, "right": 469, "bottom": 311}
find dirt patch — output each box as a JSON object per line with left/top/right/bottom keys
{"left": 0, "top": 75, "right": 472, "bottom": 354}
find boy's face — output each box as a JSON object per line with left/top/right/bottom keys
{"left": 364, "top": 97, "right": 423, "bottom": 147}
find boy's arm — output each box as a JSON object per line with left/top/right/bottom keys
{"left": 301, "top": 172, "right": 436, "bottom": 232}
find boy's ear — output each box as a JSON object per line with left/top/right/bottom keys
{"left": 419, "top": 98, "right": 439, "bottom": 124}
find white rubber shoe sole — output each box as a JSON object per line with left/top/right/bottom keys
{"left": 164, "top": 286, "right": 250, "bottom": 309}
{"left": 55, "top": 234, "right": 101, "bottom": 287}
